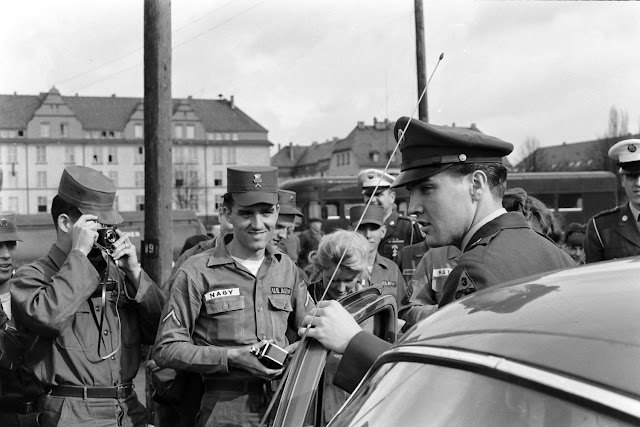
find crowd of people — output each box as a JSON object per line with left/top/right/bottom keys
{"left": 0, "top": 117, "right": 639, "bottom": 427}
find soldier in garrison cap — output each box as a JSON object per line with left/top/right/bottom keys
{"left": 585, "top": 139, "right": 640, "bottom": 263}
{"left": 0, "top": 213, "right": 44, "bottom": 427}
{"left": 11, "top": 166, "right": 164, "bottom": 426}
{"left": 271, "top": 190, "right": 304, "bottom": 263}
{"left": 154, "top": 166, "right": 315, "bottom": 427}
{"left": 300, "top": 117, "right": 574, "bottom": 394}
{"left": 357, "top": 169, "right": 423, "bottom": 263}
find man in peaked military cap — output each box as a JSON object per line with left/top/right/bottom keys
{"left": 11, "top": 165, "right": 165, "bottom": 426}
{"left": 300, "top": 117, "right": 574, "bottom": 393}
{"left": 357, "top": 169, "right": 423, "bottom": 263}
{"left": 0, "top": 213, "right": 44, "bottom": 427}
{"left": 154, "top": 166, "right": 315, "bottom": 427}
{"left": 585, "top": 139, "right": 640, "bottom": 263}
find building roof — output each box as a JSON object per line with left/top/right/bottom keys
{"left": 296, "top": 140, "right": 337, "bottom": 166}
{"left": 335, "top": 121, "right": 400, "bottom": 168}
{"left": 0, "top": 89, "right": 267, "bottom": 133}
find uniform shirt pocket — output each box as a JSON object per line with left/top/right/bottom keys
{"left": 268, "top": 296, "right": 293, "bottom": 335}
{"left": 204, "top": 295, "right": 246, "bottom": 343}
{"left": 56, "top": 309, "right": 98, "bottom": 352}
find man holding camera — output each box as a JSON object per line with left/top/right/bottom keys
{"left": 154, "top": 166, "right": 314, "bottom": 427}
{"left": 11, "top": 166, "right": 164, "bottom": 426}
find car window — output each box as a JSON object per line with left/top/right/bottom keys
{"left": 331, "top": 361, "right": 637, "bottom": 427}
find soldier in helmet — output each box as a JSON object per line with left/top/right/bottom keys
{"left": 357, "top": 169, "right": 423, "bottom": 264}
{"left": 584, "top": 139, "right": 640, "bottom": 263}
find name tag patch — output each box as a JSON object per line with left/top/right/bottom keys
{"left": 205, "top": 288, "right": 240, "bottom": 301}
{"left": 402, "top": 268, "right": 416, "bottom": 276}
{"left": 271, "top": 287, "right": 292, "bottom": 295}
{"left": 433, "top": 267, "right": 453, "bottom": 278}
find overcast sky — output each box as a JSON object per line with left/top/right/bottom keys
{"left": 1, "top": 0, "right": 639, "bottom": 162}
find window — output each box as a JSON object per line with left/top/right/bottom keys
{"left": 189, "top": 194, "right": 199, "bottom": 211}
{"left": 65, "top": 146, "right": 75, "bottom": 164}
{"left": 108, "top": 171, "right": 118, "bottom": 186}
{"left": 17, "top": 130, "right": 23, "bottom": 137}
{"left": 134, "top": 124, "right": 143, "bottom": 139}
{"left": 92, "top": 146, "right": 103, "bottom": 164}
{"left": 206, "top": 132, "right": 215, "bottom": 141}
{"left": 107, "top": 146, "right": 118, "bottom": 164}
{"left": 40, "top": 122, "right": 50, "bottom": 138}
{"left": 0, "top": 130, "right": 7, "bottom": 138}
{"left": 224, "top": 133, "right": 231, "bottom": 141}
{"left": 214, "top": 194, "right": 223, "bottom": 210}
{"left": 8, "top": 197, "right": 18, "bottom": 213}
{"left": 7, "top": 130, "right": 15, "bottom": 138}
{"left": 7, "top": 145, "right": 16, "bottom": 163}
{"left": 212, "top": 147, "right": 222, "bottom": 164}
{"left": 175, "top": 169, "right": 184, "bottom": 187}
{"left": 135, "top": 146, "right": 144, "bottom": 163}
{"left": 369, "top": 151, "right": 379, "bottom": 163}
{"left": 186, "top": 125, "right": 195, "bottom": 139}
{"left": 37, "top": 196, "right": 47, "bottom": 212}
{"left": 60, "top": 122, "right": 68, "bottom": 138}
{"left": 174, "top": 146, "right": 184, "bottom": 164}
{"left": 101, "top": 131, "right": 107, "bottom": 139}
{"left": 213, "top": 171, "right": 223, "bottom": 186}
{"left": 232, "top": 133, "right": 239, "bottom": 141}
{"left": 135, "top": 171, "right": 145, "bottom": 187}
{"left": 346, "top": 152, "right": 351, "bottom": 164}
{"left": 187, "top": 170, "right": 198, "bottom": 186}
{"left": 174, "top": 124, "right": 183, "bottom": 139}
{"left": 108, "top": 131, "right": 115, "bottom": 138}
{"left": 136, "top": 195, "right": 144, "bottom": 211}
{"left": 226, "top": 146, "right": 236, "bottom": 164}
{"left": 92, "top": 130, "right": 100, "bottom": 139}
{"left": 85, "top": 131, "right": 91, "bottom": 139}
{"left": 36, "top": 145, "right": 47, "bottom": 163}
{"left": 187, "top": 146, "right": 197, "bottom": 163}
{"left": 37, "top": 171, "right": 47, "bottom": 188}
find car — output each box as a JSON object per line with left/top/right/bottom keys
{"left": 329, "top": 257, "right": 640, "bottom": 426}
{"left": 265, "top": 257, "right": 640, "bottom": 426}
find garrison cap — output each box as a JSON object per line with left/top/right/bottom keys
{"left": 357, "top": 169, "right": 395, "bottom": 195}
{"left": 391, "top": 117, "right": 514, "bottom": 188}
{"left": 227, "top": 166, "right": 278, "bottom": 206}
{"left": 277, "top": 190, "right": 302, "bottom": 228}
{"left": 58, "top": 166, "right": 122, "bottom": 225}
{"left": 608, "top": 139, "right": 640, "bottom": 174}
{"left": 564, "top": 223, "right": 586, "bottom": 246}
{"left": 0, "top": 212, "right": 21, "bottom": 242}
{"left": 350, "top": 204, "right": 385, "bottom": 228}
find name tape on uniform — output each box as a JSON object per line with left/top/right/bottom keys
{"left": 271, "top": 287, "right": 292, "bottom": 295}
{"left": 205, "top": 288, "right": 240, "bottom": 301}
{"left": 433, "top": 268, "right": 453, "bottom": 278}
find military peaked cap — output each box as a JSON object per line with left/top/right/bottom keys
{"left": 357, "top": 169, "right": 395, "bottom": 195}
{"left": 391, "top": 116, "right": 513, "bottom": 188}
{"left": 608, "top": 139, "right": 640, "bottom": 174}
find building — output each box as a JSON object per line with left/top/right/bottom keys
{"left": 272, "top": 118, "right": 484, "bottom": 180}
{"left": 0, "top": 87, "right": 272, "bottom": 217}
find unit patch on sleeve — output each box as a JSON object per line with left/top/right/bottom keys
{"left": 454, "top": 269, "right": 476, "bottom": 300}
{"left": 271, "top": 287, "right": 292, "bottom": 295}
{"left": 204, "top": 287, "right": 240, "bottom": 301}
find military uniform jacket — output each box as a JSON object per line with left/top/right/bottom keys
{"left": 153, "top": 237, "right": 315, "bottom": 381}
{"left": 379, "top": 211, "right": 423, "bottom": 264}
{"left": 10, "top": 245, "right": 164, "bottom": 387}
{"left": 439, "top": 212, "right": 575, "bottom": 308}
{"left": 396, "top": 241, "right": 428, "bottom": 284}
{"left": 584, "top": 203, "right": 640, "bottom": 263}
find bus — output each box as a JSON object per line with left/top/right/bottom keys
{"left": 280, "top": 171, "right": 619, "bottom": 231}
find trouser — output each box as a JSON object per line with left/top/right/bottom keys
{"left": 197, "top": 380, "right": 272, "bottom": 427}
{"left": 37, "top": 391, "right": 147, "bottom": 427}
{"left": 0, "top": 411, "right": 40, "bottom": 427}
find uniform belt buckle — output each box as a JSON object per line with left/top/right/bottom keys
{"left": 116, "top": 383, "right": 133, "bottom": 398}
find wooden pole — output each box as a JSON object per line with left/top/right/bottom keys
{"left": 414, "top": 0, "right": 428, "bottom": 122}
{"left": 143, "top": 0, "right": 172, "bottom": 424}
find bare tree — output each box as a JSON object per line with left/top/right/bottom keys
{"left": 518, "top": 136, "right": 541, "bottom": 172}
{"left": 606, "top": 106, "right": 629, "bottom": 137}
{"left": 174, "top": 163, "right": 202, "bottom": 211}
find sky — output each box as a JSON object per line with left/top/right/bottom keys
{"left": 1, "top": 0, "right": 639, "bottom": 163}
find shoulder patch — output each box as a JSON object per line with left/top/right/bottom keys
{"left": 454, "top": 269, "right": 476, "bottom": 300}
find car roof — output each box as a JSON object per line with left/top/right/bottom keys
{"left": 400, "top": 256, "right": 640, "bottom": 399}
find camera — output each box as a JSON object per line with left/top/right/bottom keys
{"left": 96, "top": 226, "right": 118, "bottom": 253}
{"left": 250, "top": 342, "right": 289, "bottom": 369}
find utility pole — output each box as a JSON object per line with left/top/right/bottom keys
{"left": 143, "top": 0, "right": 172, "bottom": 423}
{"left": 414, "top": 0, "right": 428, "bottom": 122}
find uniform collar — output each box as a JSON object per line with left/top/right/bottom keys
{"left": 49, "top": 244, "right": 69, "bottom": 270}
{"left": 628, "top": 202, "right": 640, "bottom": 223}
{"left": 461, "top": 208, "right": 507, "bottom": 251}
{"left": 207, "top": 234, "right": 282, "bottom": 267}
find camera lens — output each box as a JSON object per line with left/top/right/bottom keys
{"left": 105, "top": 229, "right": 118, "bottom": 244}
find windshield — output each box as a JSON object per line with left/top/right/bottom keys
{"left": 330, "top": 361, "right": 635, "bottom": 427}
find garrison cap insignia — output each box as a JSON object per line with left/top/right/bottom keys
{"left": 161, "top": 308, "right": 182, "bottom": 327}
{"left": 454, "top": 269, "right": 476, "bottom": 300}
{"left": 0, "top": 218, "right": 7, "bottom": 227}
{"left": 253, "top": 174, "right": 263, "bottom": 188}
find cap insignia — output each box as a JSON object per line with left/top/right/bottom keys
{"left": 629, "top": 144, "right": 637, "bottom": 153}
{"left": 289, "top": 195, "right": 294, "bottom": 202}
{"left": 253, "top": 174, "right": 262, "bottom": 188}
{"left": 0, "top": 218, "right": 6, "bottom": 227}
{"left": 458, "top": 154, "right": 467, "bottom": 162}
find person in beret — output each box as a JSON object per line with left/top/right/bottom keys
{"left": 584, "top": 139, "right": 640, "bottom": 263}
{"left": 153, "top": 166, "right": 315, "bottom": 427}
{"left": 10, "top": 166, "right": 165, "bottom": 426}
{"left": 300, "top": 117, "right": 575, "bottom": 393}
{"left": 0, "top": 213, "right": 44, "bottom": 426}
{"left": 357, "top": 169, "right": 424, "bottom": 263}
{"left": 563, "top": 223, "right": 586, "bottom": 264}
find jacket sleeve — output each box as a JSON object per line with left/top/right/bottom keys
{"left": 11, "top": 250, "right": 101, "bottom": 338}
{"left": 584, "top": 217, "right": 604, "bottom": 264}
{"left": 153, "top": 269, "right": 229, "bottom": 375}
{"left": 123, "top": 268, "right": 165, "bottom": 344}
{"left": 333, "top": 331, "right": 390, "bottom": 393}
{"left": 398, "top": 254, "right": 438, "bottom": 327}
{"left": 439, "top": 260, "right": 498, "bottom": 308}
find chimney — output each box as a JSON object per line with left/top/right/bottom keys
{"left": 75, "top": 93, "right": 78, "bottom": 97}
{"left": 357, "top": 121, "right": 365, "bottom": 129}
{"left": 278, "top": 143, "right": 281, "bottom": 152}
{"left": 13, "top": 91, "right": 16, "bottom": 95}
{"left": 451, "top": 122, "right": 456, "bottom": 127}
{"left": 373, "top": 117, "right": 378, "bottom": 126}
{"left": 187, "top": 95, "right": 192, "bottom": 100}
{"left": 312, "top": 141, "right": 318, "bottom": 146}
{"left": 289, "top": 142, "right": 294, "bottom": 162}
{"left": 230, "top": 95, "right": 235, "bottom": 109}
{"left": 333, "top": 137, "right": 339, "bottom": 142}
{"left": 218, "top": 94, "right": 224, "bottom": 100}
{"left": 111, "top": 94, "right": 116, "bottom": 97}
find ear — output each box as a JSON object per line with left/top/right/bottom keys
{"left": 388, "top": 190, "right": 396, "bottom": 203}
{"left": 57, "top": 214, "right": 72, "bottom": 233}
{"left": 470, "top": 170, "right": 488, "bottom": 201}
{"left": 379, "top": 225, "right": 387, "bottom": 235}
{"left": 221, "top": 205, "right": 233, "bottom": 224}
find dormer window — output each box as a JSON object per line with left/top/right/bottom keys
{"left": 369, "top": 150, "right": 380, "bottom": 163}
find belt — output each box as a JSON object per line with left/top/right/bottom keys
{"left": 0, "top": 399, "right": 38, "bottom": 414}
{"left": 90, "top": 281, "right": 118, "bottom": 299}
{"left": 204, "top": 379, "right": 267, "bottom": 394}
{"left": 49, "top": 383, "right": 134, "bottom": 399}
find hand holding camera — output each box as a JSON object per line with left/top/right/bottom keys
{"left": 107, "top": 229, "right": 141, "bottom": 278}
{"left": 70, "top": 214, "right": 100, "bottom": 256}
